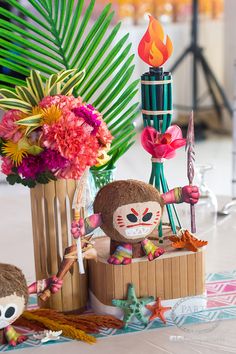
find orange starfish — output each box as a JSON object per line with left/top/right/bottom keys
{"left": 169, "top": 230, "right": 208, "bottom": 252}
{"left": 146, "top": 298, "right": 172, "bottom": 323}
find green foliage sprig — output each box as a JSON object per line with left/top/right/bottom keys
{"left": 0, "top": 0, "right": 139, "bottom": 170}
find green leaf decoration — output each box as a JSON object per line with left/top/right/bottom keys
{"left": 0, "top": 89, "right": 20, "bottom": 99}
{"left": 26, "top": 145, "right": 43, "bottom": 155}
{"left": 22, "top": 179, "right": 37, "bottom": 188}
{"left": 0, "top": 98, "right": 32, "bottom": 112}
{"left": 6, "top": 174, "right": 20, "bottom": 185}
{"left": 60, "top": 69, "right": 85, "bottom": 95}
{"left": 36, "top": 171, "right": 57, "bottom": 185}
{"left": 0, "top": 69, "right": 84, "bottom": 111}
{"left": 16, "top": 114, "right": 43, "bottom": 127}
{"left": 15, "top": 86, "right": 38, "bottom": 107}
{"left": 0, "top": 0, "right": 139, "bottom": 169}
{"left": 30, "top": 70, "right": 45, "bottom": 101}
{"left": 0, "top": 138, "right": 5, "bottom": 156}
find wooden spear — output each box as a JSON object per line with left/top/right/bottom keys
{"left": 72, "top": 169, "right": 89, "bottom": 274}
{"left": 186, "top": 111, "right": 196, "bottom": 233}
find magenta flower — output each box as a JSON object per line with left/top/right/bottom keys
{"left": 18, "top": 155, "right": 43, "bottom": 179}
{"left": 141, "top": 125, "right": 186, "bottom": 160}
{"left": 72, "top": 105, "right": 101, "bottom": 135}
{"left": 40, "top": 149, "right": 68, "bottom": 171}
{"left": 18, "top": 149, "right": 69, "bottom": 179}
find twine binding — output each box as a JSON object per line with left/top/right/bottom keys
{"left": 142, "top": 109, "right": 173, "bottom": 116}
{"left": 64, "top": 251, "right": 78, "bottom": 260}
{"left": 141, "top": 79, "right": 172, "bottom": 85}
{"left": 151, "top": 157, "right": 165, "bottom": 163}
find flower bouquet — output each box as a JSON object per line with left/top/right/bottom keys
{"left": 0, "top": 70, "right": 113, "bottom": 188}
{"left": 0, "top": 69, "right": 114, "bottom": 311}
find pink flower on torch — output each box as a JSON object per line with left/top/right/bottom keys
{"left": 141, "top": 125, "right": 186, "bottom": 160}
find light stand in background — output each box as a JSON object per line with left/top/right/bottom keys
{"left": 170, "top": 0, "right": 232, "bottom": 120}
{"left": 218, "top": 61, "right": 236, "bottom": 216}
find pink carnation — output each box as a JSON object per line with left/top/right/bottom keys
{"left": 39, "top": 95, "right": 113, "bottom": 179}
{"left": 0, "top": 110, "right": 23, "bottom": 142}
{"left": 42, "top": 114, "right": 99, "bottom": 178}
{"left": 39, "top": 95, "right": 83, "bottom": 111}
{"left": 1, "top": 157, "right": 14, "bottom": 175}
{"left": 59, "top": 159, "right": 92, "bottom": 179}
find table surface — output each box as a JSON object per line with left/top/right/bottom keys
{"left": 0, "top": 184, "right": 236, "bottom": 353}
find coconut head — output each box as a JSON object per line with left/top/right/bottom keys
{"left": 0, "top": 264, "right": 28, "bottom": 329}
{"left": 93, "top": 180, "right": 164, "bottom": 243}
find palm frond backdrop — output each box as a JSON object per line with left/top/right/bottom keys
{"left": 0, "top": 0, "right": 139, "bottom": 169}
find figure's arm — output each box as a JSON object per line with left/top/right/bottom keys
{"left": 4, "top": 325, "right": 27, "bottom": 347}
{"left": 162, "top": 185, "right": 199, "bottom": 205}
{"left": 28, "top": 276, "right": 62, "bottom": 295}
{"left": 71, "top": 213, "right": 102, "bottom": 239}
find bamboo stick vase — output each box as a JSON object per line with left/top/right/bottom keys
{"left": 30, "top": 179, "right": 88, "bottom": 312}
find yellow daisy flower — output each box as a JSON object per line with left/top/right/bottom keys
{"left": 2, "top": 138, "right": 30, "bottom": 165}
{"left": 31, "top": 106, "right": 42, "bottom": 115}
{"left": 41, "top": 105, "right": 62, "bottom": 125}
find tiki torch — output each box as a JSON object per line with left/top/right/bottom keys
{"left": 138, "top": 16, "right": 180, "bottom": 240}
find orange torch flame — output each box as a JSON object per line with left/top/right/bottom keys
{"left": 138, "top": 16, "right": 173, "bottom": 67}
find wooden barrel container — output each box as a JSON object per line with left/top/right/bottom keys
{"left": 30, "top": 180, "right": 88, "bottom": 312}
{"left": 88, "top": 233, "right": 205, "bottom": 306}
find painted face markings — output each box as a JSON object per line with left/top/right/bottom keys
{"left": 113, "top": 201, "right": 162, "bottom": 239}
{"left": 130, "top": 208, "right": 139, "bottom": 216}
{"left": 126, "top": 214, "right": 138, "bottom": 223}
{"left": 142, "top": 208, "right": 149, "bottom": 215}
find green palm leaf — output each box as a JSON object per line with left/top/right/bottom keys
{"left": 0, "top": 0, "right": 139, "bottom": 169}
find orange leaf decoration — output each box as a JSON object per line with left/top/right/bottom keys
{"left": 138, "top": 16, "right": 173, "bottom": 67}
{"left": 169, "top": 230, "right": 208, "bottom": 252}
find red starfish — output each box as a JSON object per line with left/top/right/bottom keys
{"left": 146, "top": 297, "right": 172, "bottom": 323}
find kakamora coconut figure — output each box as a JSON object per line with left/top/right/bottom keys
{"left": 71, "top": 180, "right": 199, "bottom": 265}
{"left": 0, "top": 264, "right": 62, "bottom": 346}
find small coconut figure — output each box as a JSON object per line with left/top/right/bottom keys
{"left": 71, "top": 180, "right": 199, "bottom": 265}
{"left": 0, "top": 263, "right": 62, "bottom": 346}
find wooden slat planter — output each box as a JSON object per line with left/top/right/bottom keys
{"left": 30, "top": 180, "right": 88, "bottom": 312}
{"left": 88, "top": 236, "right": 205, "bottom": 305}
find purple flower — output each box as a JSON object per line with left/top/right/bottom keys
{"left": 18, "top": 155, "right": 43, "bottom": 179}
{"left": 72, "top": 105, "right": 101, "bottom": 135}
{"left": 18, "top": 149, "right": 68, "bottom": 179}
{"left": 40, "top": 149, "right": 68, "bottom": 171}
